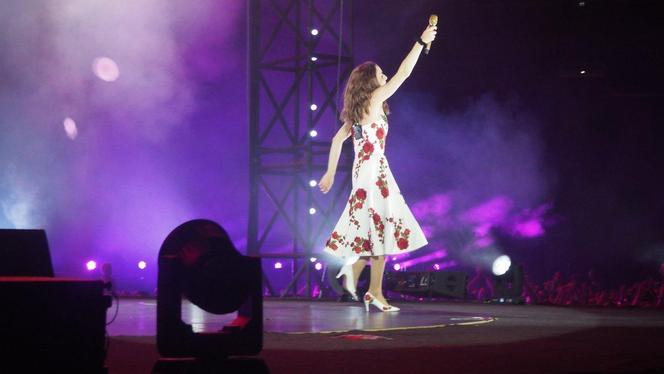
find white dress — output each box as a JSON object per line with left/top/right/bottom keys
{"left": 324, "top": 115, "right": 428, "bottom": 258}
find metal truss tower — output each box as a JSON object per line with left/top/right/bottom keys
{"left": 247, "top": 0, "right": 354, "bottom": 297}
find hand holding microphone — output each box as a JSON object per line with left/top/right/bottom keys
{"left": 420, "top": 14, "right": 438, "bottom": 55}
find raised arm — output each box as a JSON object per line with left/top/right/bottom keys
{"left": 371, "top": 25, "right": 437, "bottom": 104}
{"left": 319, "top": 123, "right": 352, "bottom": 194}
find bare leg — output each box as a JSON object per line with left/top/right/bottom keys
{"left": 368, "top": 255, "right": 390, "bottom": 305}
{"left": 351, "top": 257, "right": 369, "bottom": 287}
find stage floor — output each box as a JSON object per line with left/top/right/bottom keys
{"left": 106, "top": 298, "right": 664, "bottom": 373}
{"left": 107, "top": 298, "right": 497, "bottom": 335}
{"left": 107, "top": 297, "right": 664, "bottom": 340}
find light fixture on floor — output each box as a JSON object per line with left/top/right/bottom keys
{"left": 156, "top": 219, "right": 263, "bottom": 360}
{"left": 490, "top": 255, "right": 524, "bottom": 304}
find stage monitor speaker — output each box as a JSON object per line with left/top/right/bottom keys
{"left": 0, "top": 229, "right": 54, "bottom": 277}
{"left": 0, "top": 277, "right": 111, "bottom": 372}
{"left": 386, "top": 271, "right": 467, "bottom": 299}
{"left": 0, "top": 229, "right": 110, "bottom": 371}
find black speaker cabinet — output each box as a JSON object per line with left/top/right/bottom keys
{"left": 0, "top": 277, "right": 111, "bottom": 372}
{"left": 386, "top": 271, "right": 467, "bottom": 298}
{"left": 0, "top": 229, "right": 54, "bottom": 276}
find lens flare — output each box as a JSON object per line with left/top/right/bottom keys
{"left": 92, "top": 57, "right": 120, "bottom": 82}
{"left": 63, "top": 117, "right": 78, "bottom": 140}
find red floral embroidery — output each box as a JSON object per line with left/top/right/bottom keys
{"left": 375, "top": 157, "right": 389, "bottom": 198}
{"left": 376, "top": 125, "right": 386, "bottom": 150}
{"left": 326, "top": 231, "right": 374, "bottom": 254}
{"left": 347, "top": 188, "right": 367, "bottom": 229}
{"left": 372, "top": 213, "right": 380, "bottom": 224}
{"left": 351, "top": 235, "right": 373, "bottom": 254}
{"left": 327, "top": 115, "right": 417, "bottom": 257}
{"left": 326, "top": 231, "right": 347, "bottom": 251}
{"left": 349, "top": 188, "right": 367, "bottom": 213}
{"left": 397, "top": 238, "right": 409, "bottom": 250}
{"left": 353, "top": 133, "right": 375, "bottom": 178}
{"left": 369, "top": 208, "right": 386, "bottom": 244}
{"left": 389, "top": 217, "right": 411, "bottom": 251}
{"left": 361, "top": 141, "right": 374, "bottom": 160}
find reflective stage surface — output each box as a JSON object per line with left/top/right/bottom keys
{"left": 105, "top": 298, "right": 664, "bottom": 373}
{"left": 107, "top": 298, "right": 496, "bottom": 336}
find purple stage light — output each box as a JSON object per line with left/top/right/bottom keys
{"left": 274, "top": 262, "right": 283, "bottom": 269}
{"left": 508, "top": 203, "right": 551, "bottom": 238}
{"left": 92, "top": 57, "right": 120, "bottom": 82}
{"left": 63, "top": 117, "right": 78, "bottom": 140}
{"left": 473, "top": 223, "right": 492, "bottom": 237}
{"left": 86, "top": 260, "right": 97, "bottom": 271}
{"left": 411, "top": 193, "right": 452, "bottom": 221}
{"left": 314, "top": 263, "right": 322, "bottom": 271}
{"left": 421, "top": 225, "right": 434, "bottom": 237}
{"left": 438, "top": 260, "right": 458, "bottom": 270}
{"left": 393, "top": 263, "right": 401, "bottom": 271}
{"left": 462, "top": 196, "right": 513, "bottom": 226}
{"left": 433, "top": 264, "right": 440, "bottom": 270}
{"left": 475, "top": 236, "right": 494, "bottom": 248}
{"left": 401, "top": 250, "right": 447, "bottom": 268}
{"left": 138, "top": 261, "right": 147, "bottom": 270}
{"left": 513, "top": 219, "right": 544, "bottom": 238}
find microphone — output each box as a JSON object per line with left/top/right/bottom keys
{"left": 425, "top": 14, "right": 438, "bottom": 55}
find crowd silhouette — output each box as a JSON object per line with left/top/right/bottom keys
{"left": 466, "top": 263, "right": 664, "bottom": 308}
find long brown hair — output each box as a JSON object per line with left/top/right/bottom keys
{"left": 340, "top": 61, "right": 390, "bottom": 125}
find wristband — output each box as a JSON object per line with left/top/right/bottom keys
{"left": 416, "top": 37, "right": 426, "bottom": 46}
